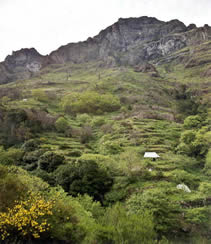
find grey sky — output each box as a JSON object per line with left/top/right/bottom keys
{"left": 0, "top": 0, "right": 211, "bottom": 61}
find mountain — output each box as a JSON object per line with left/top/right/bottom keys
{"left": 1, "top": 16, "right": 211, "bottom": 84}
{"left": 0, "top": 16, "right": 211, "bottom": 243}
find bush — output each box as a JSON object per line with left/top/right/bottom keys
{"left": 55, "top": 117, "right": 69, "bottom": 133}
{"left": 0, "top": 147, "right": 24, "bottom": 166}
{"left": 67, "top": 149, "right": 82, "bottom": 157}
{"left": 184, "top": 115, "right": 202, "bottom": 129}
{"left": 38, "top": 151, "right": 65, "bottom": 173}
{"left": 77, "top": 113, "right": 92, "bottom": 124}
{"left": 0, "top": 193, "right": 53, "bottom": 241}
{"left": 91, "top": 117, "right": 105, "bottom": 127}
{"left": 54, "top": 159, "right": 113, "bottom": 202}
{"left": 21, "top": 139, "right": 41, "bottom": 152}
{"left": 31, "top": 89, "right": 48, "bottom": 102}
{"left": 169, "top": 169, "right": 200, "bottom": 188}
{"left": 98, "top": 136, "right": 123, "bottom": 155}
{"left": 126, "top": 188, "right": 181, "bottom": 236}
{"left": 61, "top": 91, "right": 121, "bottom": 115}
{"left": 98, "top": 203, "right": 155, "bottom": 244}
{"left": 204, "top": 149, "right": 211, "bottom": 174}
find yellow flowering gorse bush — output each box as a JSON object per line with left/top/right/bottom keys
{"left": 0, "top": 193, "right": 54, "bottom": 240}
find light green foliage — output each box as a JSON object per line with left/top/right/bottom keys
{"left": 117, "top": 149, "right": 149, "bottom": 177}
{"left": 91, "top": 116, "right": 105, "bottom": 127}
{"left": 98, "top": 202, "right": 155, "bottom": 244}
{"left": 79, "top": 153, "right": 114, "bottom": 171}
{"left": 0, "top": 96, "right": 10, "bottom": 107}
{"left": 61, "top": 91, "right": 121, "bottom": 115}
{"left": 76, "top": 194, "right": 103, "bottom": 220}
{"left": 199, "top": 182, "right": 211, "bottom": 196}
{"left": 55, "top": 117, "right": 69, "bottom": 132}
{"left": 204, "top": 150, "right": 211, "bottom": 175}
{"left": 168, "top": 169, "right": 199, "bottom": 187}
{"left": 77, "top": 113, "right": 92, "bottom": 124}
{"left": 183, "top": 115, "right": 202, "bottom": 129}
{"left": 98, "top": 135, "right": 124, "bottom": 155}
{"left": 177, "top": 126, "right": 209, "bottom": 158}
{"left": 185, "top": 207, "right": 209, "bottom": 225}
{"left": 47, "top": 188, "right": 98, "bottom": 243}
{"left": 31, "top": 89, "right": 48, "bottom": 102}
{"left": 126, "top": 188, "right": 181, "bottom": 235}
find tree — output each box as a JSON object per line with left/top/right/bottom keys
{"left": 38, "top": 151, "right": 64, "bottom": 173}
{"left": 126, "top": 187, "right": 181, "bottom": 236}
{"left": 54, "top": 159, "right": 113, "bottom": 202}
{"left": 55, "top": 117, "right": 69, "bottom": 133}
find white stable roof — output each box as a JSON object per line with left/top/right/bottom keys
{"left": 144, "top": 152, "right": 160, "bottom": 158}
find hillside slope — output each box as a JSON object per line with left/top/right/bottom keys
{"left": 0, "top": 16, "right": 210, "bottom": 243}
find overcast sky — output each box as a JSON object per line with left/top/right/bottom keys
{"left": 0, "top": 0, "right": 211, "bottom": 61}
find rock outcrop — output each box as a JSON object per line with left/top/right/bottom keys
{"left": 0, "top": 48, "right": 48, "bottom": 84}
{"left": 0, "top": 16, "right": 211, "bottom": 84}
{"left": 134, "top": 63, "right": 158, "bottom": 73}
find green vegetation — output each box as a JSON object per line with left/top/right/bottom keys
{"left": 0, "top": 59, "right": 210, "bottom": 243}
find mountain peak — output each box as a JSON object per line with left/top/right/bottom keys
{"left": 0, "top": 16, "right": 211, "bottom": 84}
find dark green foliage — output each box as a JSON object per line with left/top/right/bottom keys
{"left": 0, "top": 147, "right": 24, "bottom": 166}
{"left": 67, "top": 149, "right": 82, "bottom": 157}
{"left": 33, "top": 168, "right": 55, "bottom": 186}
{"left": 21, "top": 139, "right": 41, "bottom": 152}
{"left": 38, "top": 151, "right": 65, "bottom": 173}
{"left": 54, "top": 159, "right": 113, "bottom": 202}
{"left": 0, "top": 109, "right": 29, "bottom": 147}
{"left": 174, "top": 85, "right": 200, "bottom": 118}
{"left": 0, "top": 165, "right": 27, "bottom": 211}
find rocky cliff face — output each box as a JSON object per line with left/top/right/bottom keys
{"left": 0, "top": 48, "right": 49, "bottom": 84}
{"left": 1, "top": 16, "right": 211, "bottom": 84}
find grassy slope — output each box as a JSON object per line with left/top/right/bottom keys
{"left": 1, "top": 52, "right": 211, "bottom": 242}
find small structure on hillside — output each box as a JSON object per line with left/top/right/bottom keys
{"left": 176, "top": 183, "right": 191, "bottom": 193}
{"left": 144, "top": 152, "right": 160, "bottom": 161}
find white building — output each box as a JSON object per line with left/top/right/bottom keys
{"left": 144, "top": 152, "right": 160, "bottom": 160}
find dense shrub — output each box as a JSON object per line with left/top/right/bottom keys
{"left": 61, "top": 91, "right": 121, "bottom": 115}
{"left": 21, "top": 139, "right": 41, "bottom": 152}
{"left": 126, "top": 187, "right": 181, "bottom": 236}
{"left": 184, "top": 115, "right": 203, "bottom": 129}
{"left": 98, "top": 203, "right": 155, "bottom": 244}
{"left": 55, "top": 117, "right": 70, "bottom": 133}
{"left": 77, "top": 113, "right": 92, "bottom": 124}
{"left": 0, "top": 147, "right": 24, "bottom": 166}
{"left": 38, "top": 151, "right": 65, "bottom": 173}
{"left": 31, "top": 89, "right": 48, "bottom": 102}
{"left": 54, "top": 159, "right": 113, "bottom": 202}
{"left": 204, "top": 150, "right": 211, "bottom": 175}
